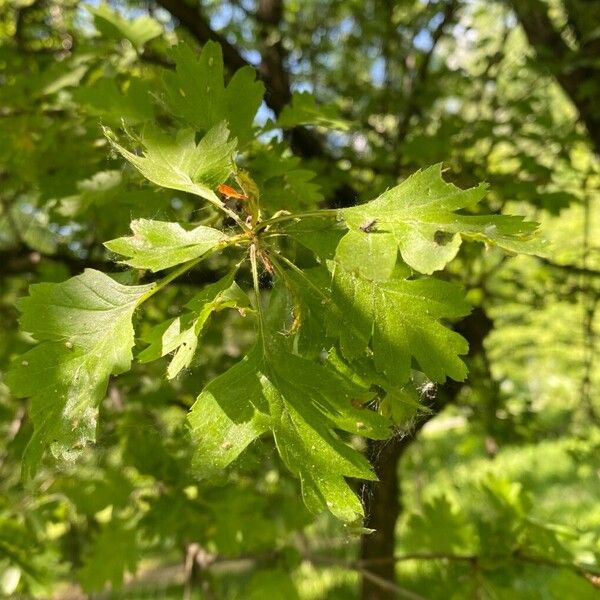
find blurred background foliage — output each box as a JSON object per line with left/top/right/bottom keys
{"left": 0, "top": 0, "right": 599, "bottom": 598}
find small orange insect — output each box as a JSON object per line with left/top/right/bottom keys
{"left": 217, "top": 183, "right": 248, "bottom": 201}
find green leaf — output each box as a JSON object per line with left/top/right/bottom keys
{"left": 104, "top": 122, "right": 236, "bottom": 205}
{"left": 277, "top": 91, "right": 350, "bottom": 130}
{"left": 188, "top": 335, "right": 390, "bottom": 521}
{"left": 327, "top": 349, "right": 423, "bottom": 426}
{"left": 138, "top": 271, "right": 250, "bottom": 378}
{"left": 284, "top": 215, "right": 347, "bottom": 261}
{"left": 340, "top": 164, "right": 543, "bottom": 275}
{"left": 324, "top": 265, "right": 471, "bottom": 384}
{"left": 77, "top": 518, "right": 138, "bottom": 592}
{"left": 104, "top": 219, "right": 230, "bottom": 272}
{"left": 6, "top": 270, "right": 152, "bottom": 478}
{"left": 73, "top": 79, "right": 154, "bottom": 126}
{"left": 164, "top": 42, "right": 264, "bottom": 144}
{"left": 404, "top": 495, "right": 475, "bottom": 554}
{"left": 88, "top": 3, "right": 162, "bottom": 49}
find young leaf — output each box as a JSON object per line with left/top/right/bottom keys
{"left": 339, "top": 164, "right": 543, "bottom": 275}
{"left": 138, "top": 271, "right": 250, "bottom": 378}
{"left": 188, "top": 339, "right": 390, "bottom": 521}
{"left": 164, "top": 42, "right": 264, "bottom": 144}
{"left": 104, "top": 122, "right": 236, "bottom": 205}
{"left": 6, "top": 270, "right": 153, "bottom": 478}
{"left": 104, "top": 219, "right": 231, "bottom": 272}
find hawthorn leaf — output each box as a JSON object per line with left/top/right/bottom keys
{"left": 104, "top": 219, "right": 230, "bottom": 272}
{"left": 339, "top": 164, "right": 543, "bottom": 275}
{"left": 104, "top": 122, "right": 236, "bottom": 205}
{"left": 283, "top": 216, "right": 346, "bottom": 261}
{"left": 188, "top": 338, "right": 390, "bottom": 521}
{"left": 324, "top": 264, "right": 471, "bottom": 385}
{"left": 280, "top": 262, "right": 469, "bottom": 385}
{"left": 164, "top": 42, "right": 264, "bottom": 144}
{"left": 77, "top": 518, "right": 138, "bottom": 592}
{"left": 6, "top": 270, "right": 153, "bottom": 478}
{"left": 138, "top": 271, "right": 250, "bottom": 378}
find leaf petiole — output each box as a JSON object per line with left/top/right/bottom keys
{"left": 253, "top": 208, "right": 339, "bottom": 234}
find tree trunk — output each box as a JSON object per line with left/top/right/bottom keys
{"left": 359, "top": 308, "right": 493, "bottom": 599}
{"left": 510, "top": 0, "right": 600, "bottom": 154}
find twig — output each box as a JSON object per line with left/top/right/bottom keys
{"left": 358, "top": 568, "right": 429, "bottom": 600}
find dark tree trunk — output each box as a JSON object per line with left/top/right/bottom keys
{"left": 360, "top": 440, "right": 401, "bottom": 598}
{"left": 359, "top": 308, "right": 493, "bottom": 599}
{"left": 510, "top": 0, "right": 600, "bottom": 154}
{"left": 359, "top": 395, "right": 450, "bottom": 600}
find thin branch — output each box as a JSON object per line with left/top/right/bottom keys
{"left": 154, "top": 0, "right": 250, "bottom": 72}
{"left": 536, "top": 256, "right": 600, "bottom": 280}
{"left": 358, "top": 568, "right": 428, "bottom": 600}
{"left": 356, "top": 550, "right": 600, "bottom": 583}
{"left": 153, "top": 0, "right": 325, "bottom": 160}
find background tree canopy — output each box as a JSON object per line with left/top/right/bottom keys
{"left": 0, "top": 1, "right": 599, "bottom": 599}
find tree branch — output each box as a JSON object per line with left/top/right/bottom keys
{"left": 153, "top": 0, "right": 324, "bottom": 160}
{"left": 358, "top": 550, "right": 600, "bottom": 586}
{"left": 537, "top": 256, "right": 600, "bottom": 280}
{"left": 510, "top": 0, "right": 600, "bottom": 153}
{"left": 154, "top": 0, "right": 250, "bottom": 72}
{"left": 358, "top": 568, "right": 428, "bottom": 600}
{"left": 255, "top": 0, "right": 325, "bottom": 157}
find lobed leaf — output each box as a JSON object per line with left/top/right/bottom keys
{"left": 339, "top": 164, "right": 544, "bottom": 276}
{"left": 104, "top": 218, "right": 230, "bottom": 272}
{"left": 6, "top": 270, "right": 152, "bottom": 478}
{"left": 104, "top": 122, "right": 236, "bottom": 205}
{"left": 188, "top": 339, "right": 390, "bottom": 522}
{"left": 326, "top": 264, "right": 471, "bottom": 384}
{"left": 138, "top": 271, "right": 250, "bottom": 379}
{"left": 164, "top": 42, "right": 264, "bottom": 144}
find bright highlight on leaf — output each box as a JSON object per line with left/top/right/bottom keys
{"left": 88, "top": 3, "right": 162, "bottom": 50}
{"left": 188, "top": 341, "right": 390, "bottom": 522}
{"left": 104, "top": 219, "right": 231, "bottom": 272}
{"left": 138, "top": 271, "right": 250, "bottom": 379}
{"left": 104, "top": 122, "right": 236, "bottom": 206}
{"left": 7, "top": 270, "right": 153, "bottom": 478}
{"left": 340, "top": 164, "right": 544, "bottom": 275}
